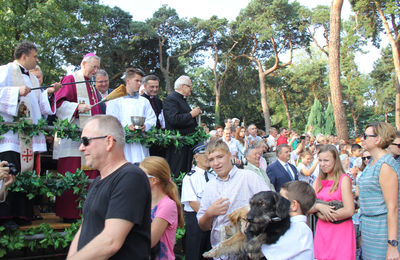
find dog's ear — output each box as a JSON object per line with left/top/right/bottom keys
{"left": 274, "top": 193, "right": 291, "bottom": 220}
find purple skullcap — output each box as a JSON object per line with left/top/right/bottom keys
{"left": 83, "top": 53, "right": 96, "bottom": 59}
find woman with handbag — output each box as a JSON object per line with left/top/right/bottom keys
{"left": 311, "top": 144, "right": 356, "bottom": 260}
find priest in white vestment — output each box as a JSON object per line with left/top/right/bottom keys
{"left": 106, "top": 68, "right": 156, "bottom": 163}
{"left": 0, "top": 42, "right": 60, "bottom": 225}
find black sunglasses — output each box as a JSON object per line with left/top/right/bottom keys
{"left": 363, "top": 133, "right": 377, "bottom": 139}
{"left": 81, "top": 136, "right": 109, "bottom": 146}
{"left": 392, "top": 143, "right": 400, "bottom": 149}
{"left": 362, "top": 156, "right": 371, "bottom": 161}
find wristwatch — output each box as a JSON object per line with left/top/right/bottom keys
{"left": 388, "top": 240, "right": 399, "bottom": 247}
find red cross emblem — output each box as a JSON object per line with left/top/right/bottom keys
{"left": 21, "top": 148, "right": 33, "bottom": 163}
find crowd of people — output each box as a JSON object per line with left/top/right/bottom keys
{"left": 0, "top": 41, "right": 399, "bottom": 260}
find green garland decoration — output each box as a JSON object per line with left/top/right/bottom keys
{"left": 1, "top": 169, "right": 187, "bottom": 256}
{"left": 10, "top": 169, "right": 89, "bottom": 207}
{"left": 0, "top": 221, "right": 81, "bottom": 258}
{"left": 0, "top": 116, "right": 208, "bottom": 148}
{"left": 0, "top": 169, "right": 87, "bottom": 258}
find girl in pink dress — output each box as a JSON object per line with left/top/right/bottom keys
{"left": 311, "top": 145, "right": 356, "bottom": 260}
{"left": 140, "top": 156, "right": 184, "bottom": 260}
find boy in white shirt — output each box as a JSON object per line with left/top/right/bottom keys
{"left": 262, "top": 181, "right": 316, "bottom": 260}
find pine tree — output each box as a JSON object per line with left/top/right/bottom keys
{"left": 324, "top": 102, "right": 336, "bottom": 135}
{"left": 305, "top": 98, "right": 325, "bottom": 136}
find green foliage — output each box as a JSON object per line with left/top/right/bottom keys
{"left": 324, "top": 102, "right": 336, "bottom": 135}
{"left": 125, "top": 126, "right": 208, "bottom": 149}
{"left": 175, "top": 226, "right": 186, "bottom": 243}
{"left": 306, "top": 98, "right": 325, "bottom": 135}
{"left": 0, "top": 167, "right": 85, "bottom": 257}
{"left": 0, "top": 116, "right": 208, "bottom": 148}
{"left": 0, "top": 221, "right": 81, "bottom": 258}
{"left": 349, "top": 0, "right": 398, "bottom": 47}
{"left": 275, "top": 48, "right": 329, "bottom": 131}
{"left": 196, "top": 16, "right": 231, "bottom": 126}
{"left": 146, "top": 5, "right": 201, "bottom": 93}
{"left": 2, "top": 166, "right": 189, "bottom": 256}
{"left": 369, "top": 46, "right": 396, "bottom": 123}
{"left": 10, "top": 169, "right": 89, "bottom": 208}
{"left": 186, "top": 67, "right": 217, "bottom": 127}
{"left": 172, "top": 171, "right": 186, "bottom": 191}
{"left": 0, "top": 0, "right": 100, "bottom": 84}
{"left": 230, "top": 0, "right": 312, "bottom": 130}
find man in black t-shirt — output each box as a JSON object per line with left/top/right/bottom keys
{"left": 67, "top": 115, "right": 151, "bottom": 260}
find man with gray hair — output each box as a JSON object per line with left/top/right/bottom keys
{"left": 247, "top": 124, "right": 262, "bottom": 144}
{"left": 164, "top": 75, "right": 202, "bottom": 177}
{"left": 267, "top": 143, "right": 299, "bottom": 192}
{"left": 29, "top": 65, "right": 43, "bottom": 85}
{"left": 267, "top": 127, "right": 278, "bottom": 152}
{"left": 54, "top": 53, "right": 103, "bottom": 222}
{"left": 244, "top": 140, "right": 274, "bottom": 190}
{"left": 95, "top": 69, "right": 110, "bottom": 99}
{"left": 67, "top": 115, "right": 151, "bottom": 259}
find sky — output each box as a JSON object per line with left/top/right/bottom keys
{"left": 100, "top": 0, "right": 386, "bottom": 74}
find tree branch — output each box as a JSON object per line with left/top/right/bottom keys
{"left": 309, "top": 28, "right": 329, "bottom": 56}
{"left": 374, "top": 0, "right": 396, "bottom": 43}
{"left": 391, "top": 13, "right": 399, "bottom": 39}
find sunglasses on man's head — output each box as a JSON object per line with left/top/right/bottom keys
{"left": 81, "top": 136, "right": 108, "bottom": 146}
{"left": 392, "top": 143, "right": 400, "bottom": 149}
{"left": 362, "top": 156, "right": 371, "bottom": 161}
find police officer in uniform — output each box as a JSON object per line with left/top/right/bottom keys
{"left": 181, "top": 142, "right": 216, "bottom": 260}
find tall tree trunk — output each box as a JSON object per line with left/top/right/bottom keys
{"left": 351, "top": 108, "right": 358, "bottom": 137}
{"left": 158, "top": 39, "right": 173, "bottom": 94}
{"left": 329, "top": 0, "right": 349, "bottom": 140}
{"left": 257, "top": 65, "right": 271, "bottom": 132}
{"left": 280, "top": 88, "right": 291, "bottom": 131}
{"left": 160, "top": 66, "right": 172, "bottom": 94}
{"left": 215, "top": 88, "right": 221, "bottom": 126}
{"left": 374, "top": 1, "right": 400, "bottom": 129}
{"left": 395, "top": 60, "right": 400, "bottom": 128}
{"left": 212, "top": 37, "right": 221, "bottom": 126}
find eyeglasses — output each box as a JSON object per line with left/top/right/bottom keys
{"left": 146, "top": 174, "right": 155, "bottom": 178}
{"left": 362, "top": 156, "right": 371, "bottom": 161}
{"left": 81, "top": 136, "right": 109, "bottom": 146}
{"left": 392, "top": 143, "right": 400, "bottom": 148}
{"left": 96, "top": 80, "right": 109, "bottom": 84}
{"left": 363, "top": 133, "right": 377, "bottom": 139}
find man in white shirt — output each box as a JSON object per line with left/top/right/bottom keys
{"left": 262, "top": 181, "right": 315, "bottom": 260}
{"left": 222, "top": 128, "right": 239, "bottom": 158}
{"left": 247, "top": 124, "right": 262, "bottom": 144}
{"left": 106, "top": 68, "right": 156, "bottom": 163}
{"left": 197, "top": 139, "right": 270, "bottom": 259}
{"left": 267, "top": 127, "right": 278, "bottom": 152}
{"left": 181, "top": 142, "right": 216, "bottom": 260}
